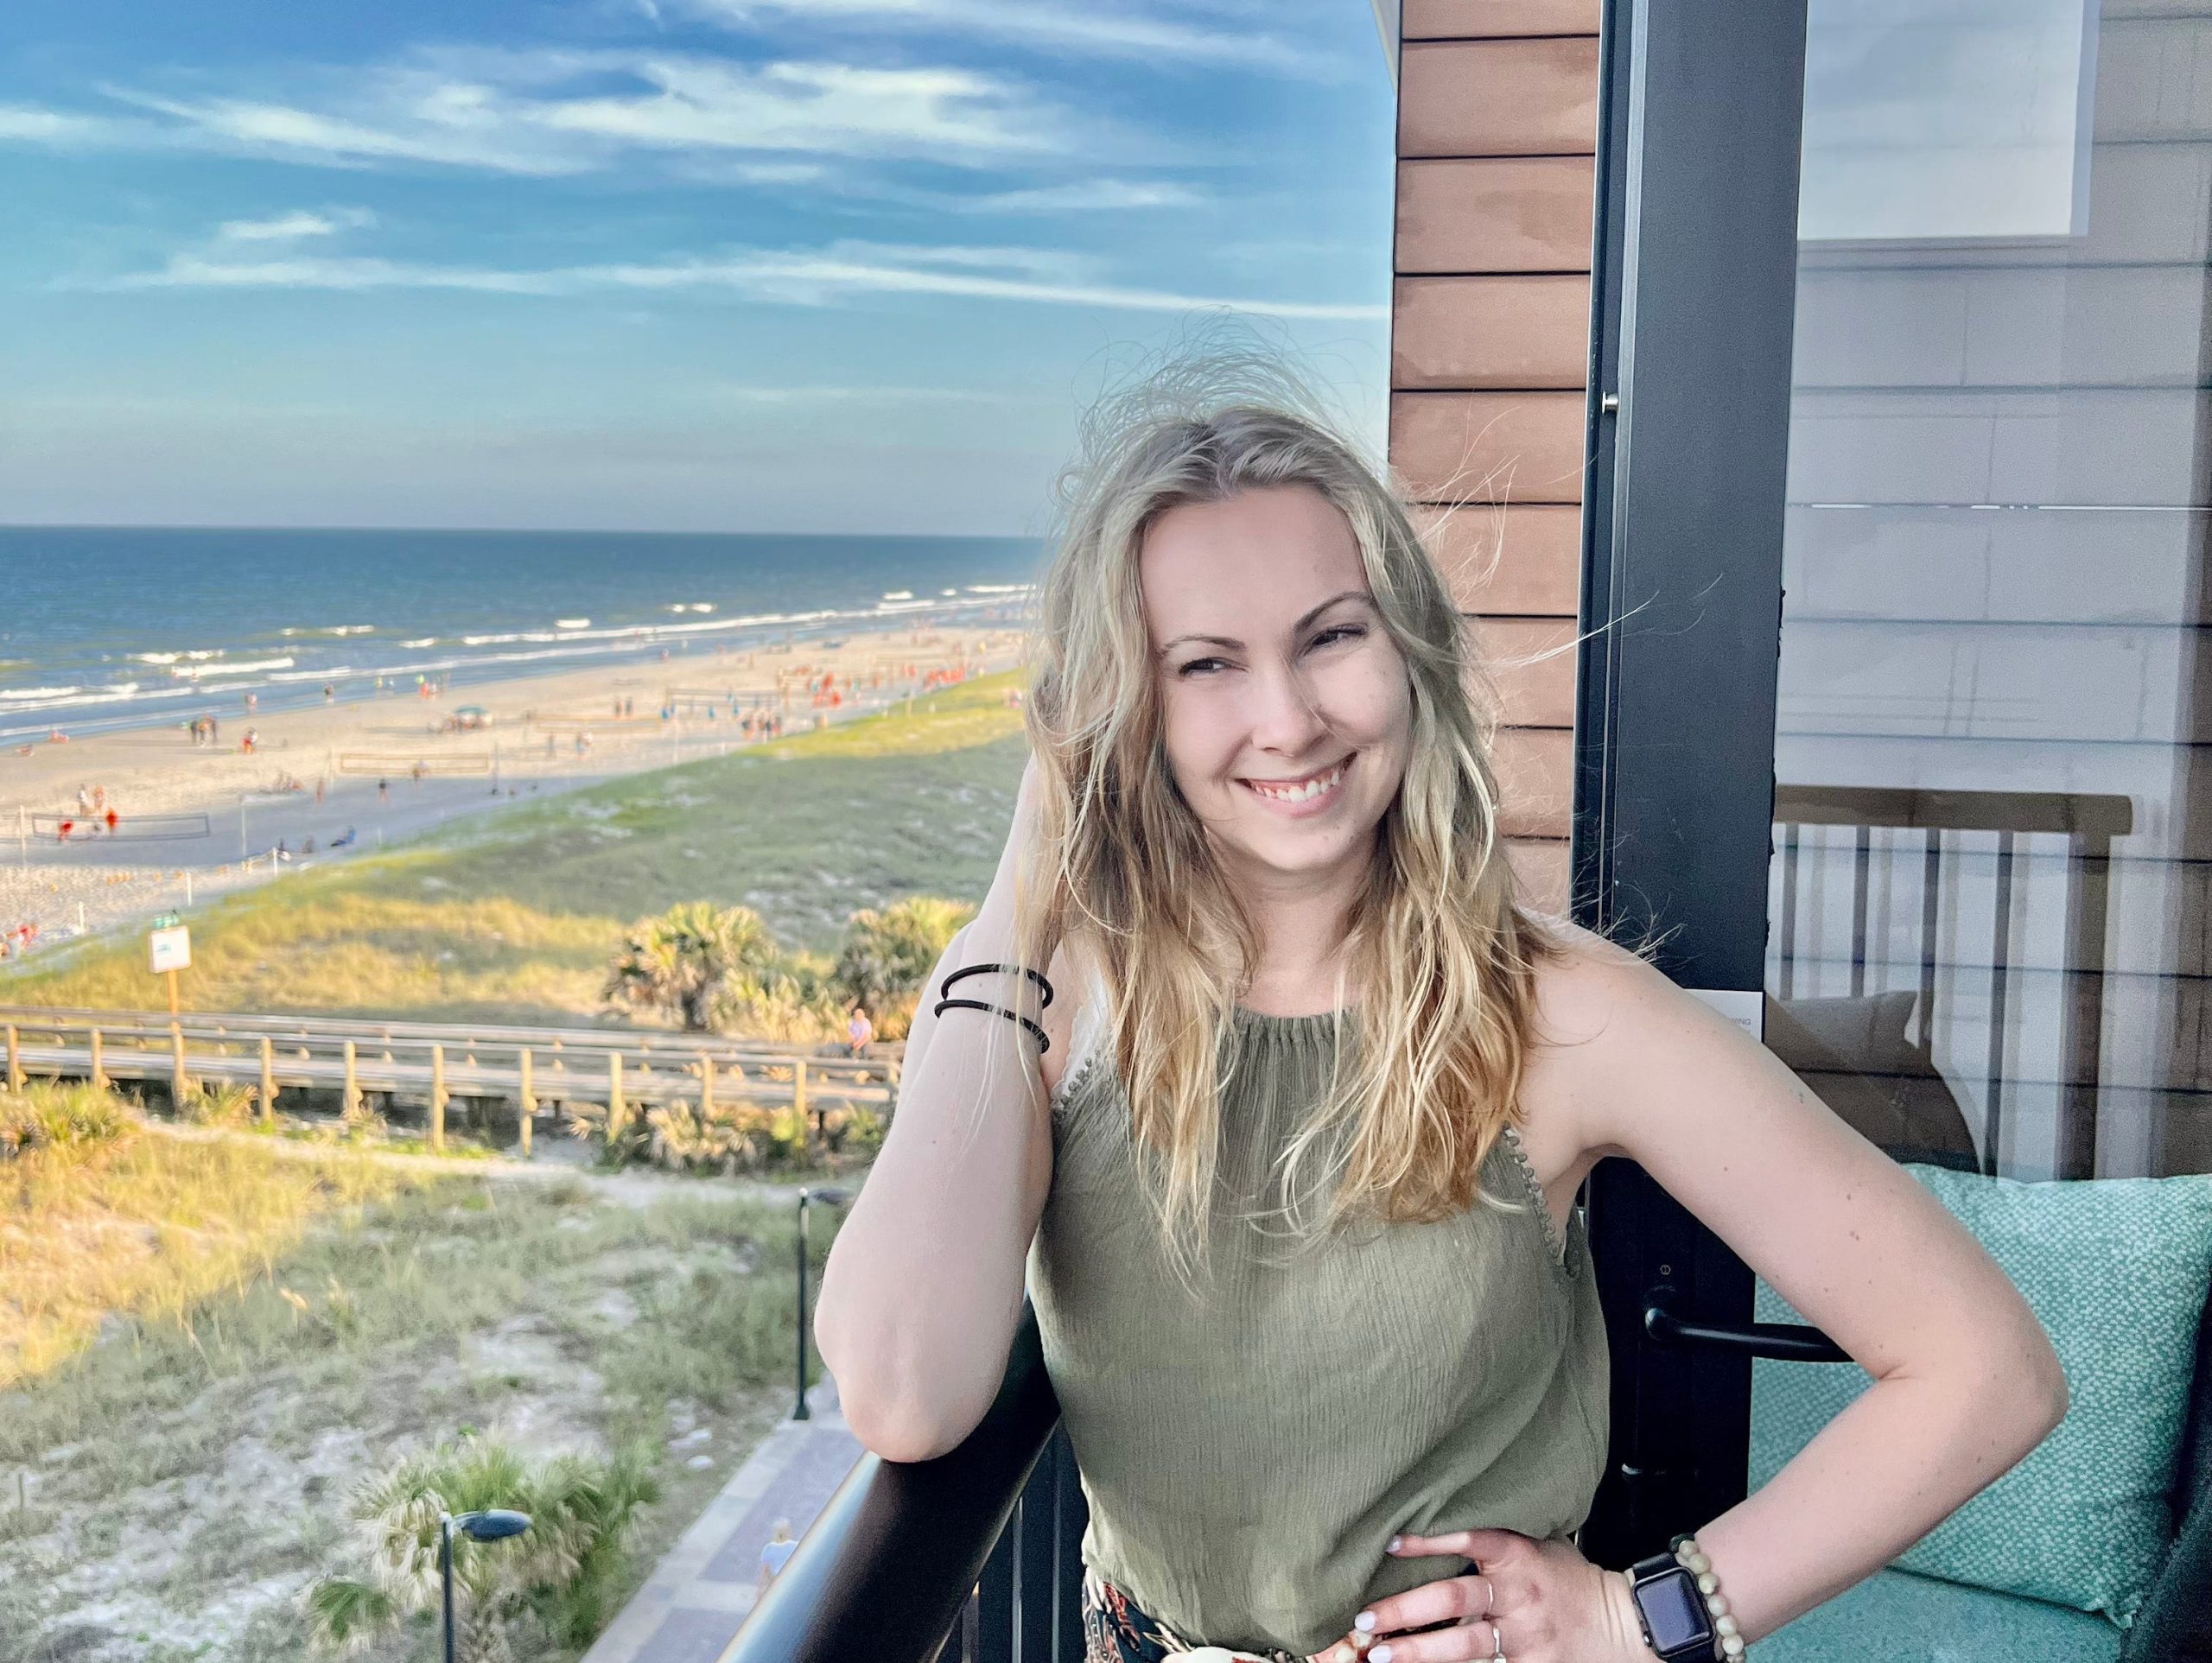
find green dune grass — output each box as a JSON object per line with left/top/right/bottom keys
{"left": 3, "top": 673, "right": 1027, "bottom": 1025}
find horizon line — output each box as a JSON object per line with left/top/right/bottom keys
{"left": 0, "top": 519, "right": 1046, "bottom": 541}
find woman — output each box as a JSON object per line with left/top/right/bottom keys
{"left": 815, "top": 386, "right": 2067, "bottom": 1663}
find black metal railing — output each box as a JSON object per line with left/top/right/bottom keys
{"left": 717, "top": 1305, "right": 1085, "bottom": 1663}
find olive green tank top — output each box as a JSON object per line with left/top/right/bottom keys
{"left": 1026, "top": 1000, "right": 1610, "bottom": 1656}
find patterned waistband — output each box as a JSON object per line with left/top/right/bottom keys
{"left": 1080, "top": 1568, "right": 1308, "bottom": 1663}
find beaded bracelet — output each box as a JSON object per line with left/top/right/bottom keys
{"left": 1669, "top": 1534, "right": 1745, "bottom": 1660}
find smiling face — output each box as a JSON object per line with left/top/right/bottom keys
{"left": 1140, "top": 484, "right": 1414, "bottom": 898}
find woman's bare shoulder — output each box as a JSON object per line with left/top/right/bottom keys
{"left": 1516, "top": 917, "right": 1681, "bottom": 1169}
{"left": 1526, "top": 916, "right": 1670, "bottom": 1045}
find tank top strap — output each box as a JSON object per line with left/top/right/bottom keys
{"left": 1050, "top": 951, "right": 1113, "bottom": 1113}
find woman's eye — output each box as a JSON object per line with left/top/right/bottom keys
{"left": 1177, "top": 657, "right": 1228, "bottom": 678}
{"left": 1310, "top": 625, "right": 1366, "bottom": 650}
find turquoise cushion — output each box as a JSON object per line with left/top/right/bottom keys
{"left": 1750, "top": 1165, "right": 2212, "bottom": 1627}
{"left": 1756, "top": 1566, "right": 2121, "bottom": 1663}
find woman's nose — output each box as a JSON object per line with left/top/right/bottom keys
{"left": 1246, "top": 657, "right": 1328, "bottom": 754}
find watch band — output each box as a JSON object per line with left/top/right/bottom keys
{"left": 1624, "top": 1552, "right": 1720, "bottom": 1661}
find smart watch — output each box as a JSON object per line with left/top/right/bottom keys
{"left": 1624, "top": 1547, "right": 1719, "bottom": 1661}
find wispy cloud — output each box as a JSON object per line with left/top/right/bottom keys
{"left": 87, "top": 241, "right": 1386, "bottom": 319}
{"left": 677, "top": 0, "right": 1337, "bottom": 77}
{"left": 216, "top": 206, "right": 377, "bottom": 242}
{"left": 707, "top": 384, "right": 1042, "bottom": 405}
{"left": 4, "top": 49, "right": 1085, "bottom": 176}
{"left": 961, "top": 178, "right": 1202, "bottom": 213}
{"left": 96, "top": 255, "right": 557, "bottom": 294}
{"left": 0, "top": 105, "right": 114, "bottom": 143}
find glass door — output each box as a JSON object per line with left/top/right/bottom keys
{"left": 1578, "top": 0, "right": 2212, "bottom": 1590}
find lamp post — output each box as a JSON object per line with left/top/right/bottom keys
{"left": 440, "top": 1507, "right": 531, "bottom": 1663}
{"left": 793, "top": 1185, "right": 852, "bottom": 1421}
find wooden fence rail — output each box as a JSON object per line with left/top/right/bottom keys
{"left": 0, "top": 1008, "right": 899, "bottom": 1153}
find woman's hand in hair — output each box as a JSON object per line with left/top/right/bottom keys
{"left": 989, "top": 752, "right": 1046, "bottom": 892}
{"left": 1306, "top": 1529, "right": 1646, "bottom": 1663}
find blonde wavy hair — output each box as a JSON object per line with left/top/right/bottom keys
{"left": 1014, "top": 359, "right": 1565, "bottom": 1275}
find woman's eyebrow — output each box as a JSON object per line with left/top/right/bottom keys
{"left": 1157, "top": 590, "right": 1371, "bottom": 655}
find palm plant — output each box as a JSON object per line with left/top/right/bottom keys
{"left": 0, "top": 1081, "right": 131, "bottom": 1159}
{"left": 183, "top": 1080, "right": 257, "bottom": 1127}
{"left": 603, "top": 901, "right": 780, "bottom": 1032}
{"left": 712, "top": 963, "right": 844, "bottom": 1043}
{"left": 306, "top": 1434, "right": 658, "bottom": 1660}
{"left": 831, "top": 896, "right": 976, "bottom": 1038}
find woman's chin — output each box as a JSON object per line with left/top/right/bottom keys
{"left": 1215, "top": 823, "right": 1373, "bottom": 885}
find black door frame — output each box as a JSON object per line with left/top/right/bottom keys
{"left": 1572, "top": 0, "right": 1810, "bottom": 1565}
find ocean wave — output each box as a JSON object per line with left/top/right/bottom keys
{"left": 882, "top": 590, "right": 914, "bottom": 601}
{"left": 135, "top": 648, "right": 224, "bottom": 664}
{"left": 964, "top": 583, "right": 1030, "bottom": 594}
{"left": 2, "top": 589, "right": 1025, "bottom": 738}
{"left": 556, "top": 618, "right": 590, "bottom": 630}
{"left": 168, "top": 656, "right": 296, "bottom": 679}
{"left": 0, "top": 682, "right": 196, "bottom": 714}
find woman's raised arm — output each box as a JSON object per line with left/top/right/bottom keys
{"left": 813, "top": 761, "right": 1062, "bottom": 1463}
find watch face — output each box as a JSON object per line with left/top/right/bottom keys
{"left": 1640, "top": 1568, "right": 1713, "bottom": 1652}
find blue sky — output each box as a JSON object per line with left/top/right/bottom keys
{"left": 0, "top": 0, "right": 1396, "bottom": 534}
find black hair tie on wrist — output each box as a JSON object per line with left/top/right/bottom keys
{"left": 931, "top": 997, "right": 1051, "bottom": 1053}
{"left": 939, "top": 961, "right": 1055, "bottom": 1007}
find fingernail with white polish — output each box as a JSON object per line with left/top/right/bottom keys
{"left": 1386, "top": 1535, "right": 1402, "bottom": 1553}
{"left": 1353, "top": 1612, "right": 1376, "bottom": 1633}
{"left": 1370, "top": 1647, "right": 1393, "bottom": 1663}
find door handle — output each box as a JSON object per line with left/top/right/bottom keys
{"left": 1643, "top": 1290, "right": 1852, "bottom": 1362}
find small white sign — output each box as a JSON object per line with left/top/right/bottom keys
{"left": 1685, "top": 986, "right": 1765, "bottom": 1043}
{"left": 149, "top": 924, "right": 191, "bottom": 974}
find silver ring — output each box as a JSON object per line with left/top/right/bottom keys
{"left": 1491, "top": 1616, "right": 1506, "bottom": 1663}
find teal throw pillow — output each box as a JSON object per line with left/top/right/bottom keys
{"left": 1748, "top": 1165, "right": 2212, "bottom": 1627}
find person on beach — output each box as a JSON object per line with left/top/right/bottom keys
{"left": 759, "top": 1520, "right": 798, "bottom": 1594}
{"left": 845, "top": 1005, "right": 874, "bottom": 1059}
{"left": 813, "top": 384, "right": 2067, "bottom": 1663}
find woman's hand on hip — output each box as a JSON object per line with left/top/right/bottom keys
{"left": 1308, "top": 1528, "right": 1648, "bottom": 1663}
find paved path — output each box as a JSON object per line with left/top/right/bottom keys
{"left": 582, "top": 1381, "right": 865, "bottom": 1663}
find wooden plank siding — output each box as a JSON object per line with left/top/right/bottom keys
{"left": 1402, "top": 0, "right": 1601, "bottom": 39}
{"left": 1388, "top": 10, "right": 1599, "bottom": 910}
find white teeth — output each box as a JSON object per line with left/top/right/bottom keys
{"left": 1250, "top": 762, "right": 1345, "bottom": 803}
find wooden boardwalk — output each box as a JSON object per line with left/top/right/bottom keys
{"left": 0, "top": 1004, "right": 898, "bottom": 1152}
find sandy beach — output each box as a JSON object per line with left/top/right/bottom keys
{"left": 0, "top": 623, "right": 1027, "bottom": 961}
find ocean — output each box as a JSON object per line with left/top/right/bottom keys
{"left": 0, "top": 526, "right": 1043, "bottom": 742}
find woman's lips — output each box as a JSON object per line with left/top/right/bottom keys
{"left": 1240, "top": 755, "right": 1351, "bottom": 816}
